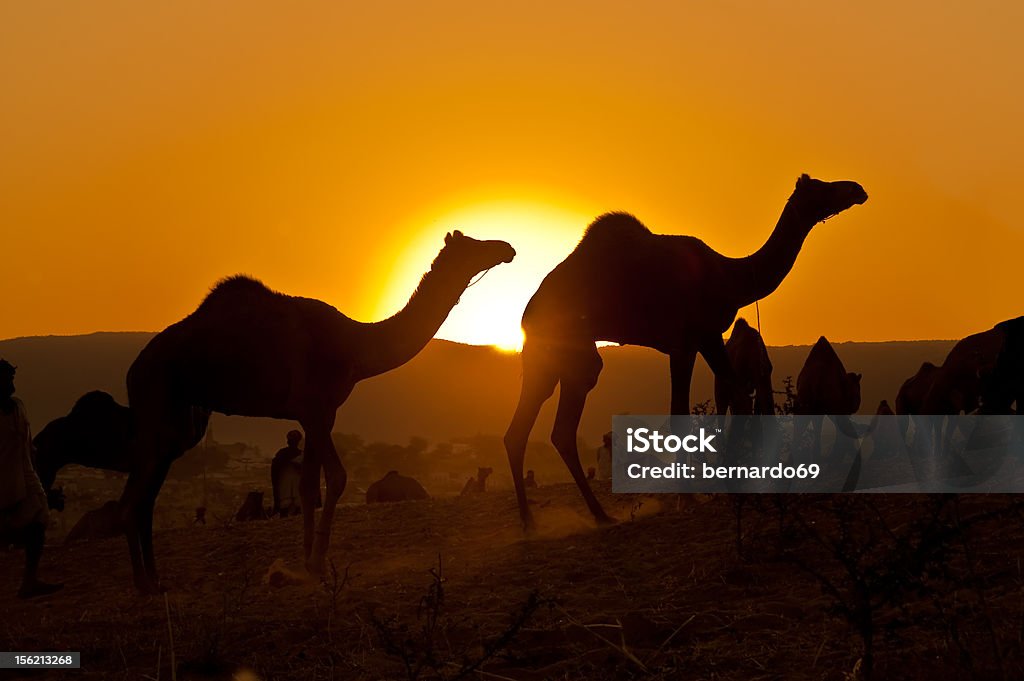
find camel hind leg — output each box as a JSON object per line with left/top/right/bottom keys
{"left": 550, "top": 343, "right": 614, "bottom": 525}
{"left": 503, "top": 343, "right": 559, "bottom": 530}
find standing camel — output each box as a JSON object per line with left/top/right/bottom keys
{"left": 919, "top": 317, "right": 1021, "bottom": 467}
{"left": 895, "top": 362, "right": 940, "bottom": 417}
{"left": 793, "top": 336, "right": 862, "bottom": 461}
{"left": 980, "top": 316, "right": 1024, "bottom": 414}
{"left": 123, "top": 231, "right": 514, "bottom": 592}
{"left": 923, "top": 322, "right": 1013, "bottom": 417}
{"left": 503, "top": 174, "right": 867, "bottom": 529}
{"left": 715, "top": 317, "right": 774, "bottom": 416}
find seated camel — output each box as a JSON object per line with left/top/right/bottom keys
{"left": 460, "top": 467, "right": 493, "bottom": 495}
{"left": 793, "top": 336, "right": 862, "bottom": 461}
{"left": 715, "top": 318, "right": 774, "bottom": 416}
{"left": 65, "top": 501, "right": 121, "bottom": 544}
{"left": 32, "top": 391, "right": 134, "bottom": 496}
{"left": 365, "top": 470, "right": 430, "bottom": 504}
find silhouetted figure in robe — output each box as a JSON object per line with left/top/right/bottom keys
{"left": 0, "top": 360, "right": 63, "bottom": 598}
{"left": 524, "top": 469, "right": 538, "bottom": 488}
{"left": 271, "top": 430, "right": 304, "bottom": 516}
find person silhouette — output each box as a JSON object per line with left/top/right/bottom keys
{"left": 0, "top": 360, "right": 63, "bottom": 598}
{"left": 271, "top": 429, "right": 304, "bottom": 516}
{"left": 524, "top": 469, "right": 538, "bottom": 488}
{"left": 596, "top": 432, "right": 613, "bottom": 480}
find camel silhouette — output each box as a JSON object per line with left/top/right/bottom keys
{"left": 715, "top": 318, "right": 774, "bottom": 416}
{"left": 894, "top": 362, "right": 940, "bottom": 438}
{"left": 981, "top": 317, "right": 1024, "bottom": 414}
{"left": 923, "top": 321, "right": 1013, "bottom": 417}
{"left": 793, "top": 336, "right": 862, "bottom": 461}
{"left": 123, "top": 231, "right": 514, "bottom": 592}
{"left": 65, "top": 501, "right": 122, "bottom": 544}
{"left": 796, "top": 337, "right": 862, "bottom": 415}
{"left": 895, "top": 362, "right": 940, "bottom": 416}
{"left": 503, "top": 175, "right": 867, "bottom": 528}
{"left": 365, "top": 470, "right": 430, "bottom": 503}
{"left": 33, "top": 391, "right": 134, "bottom": 494}
{"left": 919, "top": 317, "right": 1022, "bottom": 463}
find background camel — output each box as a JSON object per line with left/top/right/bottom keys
{"left": 917, "top": 317, "right": 1023, "bottom": 469}
{"left": 65, "top": 501, "right": 122, "bottom": 544}
{"left": 123, "top": 231, "right": 514, "bottom": 593}
{"left": 793, "top": 336, "right": 862, "bottom": 461}
{"left": 894, "top": 361, "right": 940, "bottom": 438}
{"left": 365, "top": 471, "right": 430, "bottom": 503}
{"left": 922, "top": 324, "right": 1008, "bottom": 417}
{"left": 895, "top": 362, "right": 939, "bottom": 417}
{"left": 503, "top": 175, "right": 867, "bottom": 528}
{"left": 981, "top": 316, "right": 1024, "bottom": 414}
{"left": 33, "top": 391, "right": 134, "bottom": 496}
{"left": 715, "top": 317, "right": 774, "bottom": 416}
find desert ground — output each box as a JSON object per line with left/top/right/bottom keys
{"left": 3, "top": 483, "right": 1023, "bottom": 681}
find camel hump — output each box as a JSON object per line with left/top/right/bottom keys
{"left": 200, "top": 275, "right": 272, "bottom": 308}
{"left": 807, "top": 336, "right": 839, "bottom": 363}
{"left": 580, "top": 212, "right": 651, "bottom": 245}
{"left": 69, "top": 391, "right": 124, "bottom": 420}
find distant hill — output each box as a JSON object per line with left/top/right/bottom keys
{"left": 0, "top": 332, "right": 956, "bottom": 455}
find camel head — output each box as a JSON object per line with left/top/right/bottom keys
{"left": 435, "top": 230, "right": 516, "bottom": 281}
{"left": 792, "top": 174, "right": 868, "bottom": 224}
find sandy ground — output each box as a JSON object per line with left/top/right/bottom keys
{"left": 2, "top": 484, "right": 1023, "bottom": 680}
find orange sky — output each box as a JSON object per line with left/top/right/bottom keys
{"left": 2, "top": 2, "right": 1022, "bottom": 349}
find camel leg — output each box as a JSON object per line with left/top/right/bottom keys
{"left": 700, "top": 336, "right": 735, "bottom": 402}
{"left": 813, "top": 414, "right": 825, "bottom": 460}
{"left": 714, "top": 375, "right": 731, "bottom": 417}
{"left": 702, "top": 335, "right": 746, "bottom": 463}
{"left": 139, "top": 458, "right": 173, "bottom": 584}
{"left": 119, "top": 451, "right": 169, "bottom": 594}
{"left": 504, "top": 346, "right": 559, "bottom": 531}
{"left": 299, "top": 447, "right": 321, "bottom": 561}
{"left": 550, "top": 345, "right": 614, "bottom": 525}
{"left": 304, "top": 416, "right": 345, "bottom": 577}
{"left": 669, "top": 347, "right": 698, "bottom": 416}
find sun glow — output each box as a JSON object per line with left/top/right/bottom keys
{"left": 375, "top": 199, "right": 597, "bottom": 351}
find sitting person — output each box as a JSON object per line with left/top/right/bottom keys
{"left": 524, "top": 469, "right": 538, "bottom": 488}
{"left": 460, "top": 467, "right": 493, "bottom": 495}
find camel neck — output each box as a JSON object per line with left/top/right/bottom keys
{"left": 730, "top": 199, "right": 814, "bottom": 309}
{"left": 356, "top": 266, "right": 469, "bottom": 379}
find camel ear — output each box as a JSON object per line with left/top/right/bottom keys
{"left": 797, "top": 174, "right": 811, "bottom": 188}
{"left": 444, "top": 232, "right": 452, "bottom": 244}
{"left": 453, "top": 229, "right": 463, "bottom": 238}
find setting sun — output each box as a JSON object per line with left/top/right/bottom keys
{"left": 375, "top": 198, "right": 599, "bottom": 350}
